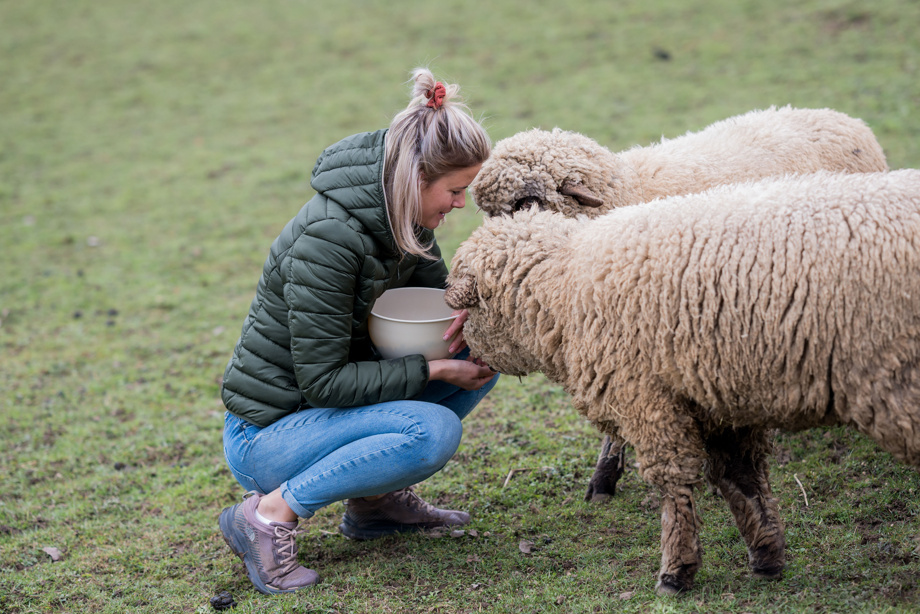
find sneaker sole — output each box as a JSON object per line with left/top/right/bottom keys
{"left": 338, "top": 516, "right": 468, "bottom": 541}
{"left": 219, "top": 506, "right": 295, "bottom": 596}
{"left": 338, "top": 519, "right": 420, "bottom": 540}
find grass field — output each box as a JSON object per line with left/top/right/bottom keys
{"left": 2, "top": 0, "right": 919, "bottom": 612}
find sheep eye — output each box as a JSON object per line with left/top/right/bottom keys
{"left": 513, "top": 196, "right": 542, "bottom": 212}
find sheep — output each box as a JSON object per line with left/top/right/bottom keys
{"left": 470, "top": 105, "right": 888, "bottom": 219}
{"left": 471, "top": 106, "right": 889, "bottom": 502}
{"left": 446, "top": 170, "right": 920, "bottom": 594}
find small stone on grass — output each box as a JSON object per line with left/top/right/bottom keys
{"left": 209, "top": 590, "right": 236, "bottom": 610}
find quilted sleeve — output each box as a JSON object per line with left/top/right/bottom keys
{"left": 282, "top": 220, "right": 430, "bottom": 408}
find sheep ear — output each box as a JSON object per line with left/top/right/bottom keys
{"left": 445, "top": 276, "right": 478, "bottom": 310}
{"left": 560, "top": 182, "right": 604, "bottom": 207}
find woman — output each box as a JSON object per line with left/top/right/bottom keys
{"left": 218, "top": 68, "right": 498, "bottom": 595}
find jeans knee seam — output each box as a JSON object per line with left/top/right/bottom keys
{"left": 306, "top": 425, "right": 425, "bottom": 484}
{"left": 298, "top": 408, "right": 460, "bottom": 488}
{"left": 266, "top": 405, "right": 430, "bottom": 436}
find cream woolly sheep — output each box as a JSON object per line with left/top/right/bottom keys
{"left": 446, "top": 170, "right": 920, "bottom": 594}
{"left": 470, "top": 106, "right": 888, "bottom": 219}
{"left": 472, "top": 106, "right": 889, "bottom": 502}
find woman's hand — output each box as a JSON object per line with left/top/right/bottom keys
{"left": 442, "top": 309, "right": 469, "bottom": 354}
{"left": 428, "top": 355, "right": 496, "bottom": 390}
{"left": 431, "top": 308, "right": 495, "bottom": 389}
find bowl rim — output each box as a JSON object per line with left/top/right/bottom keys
{"left": 370, "top": 287, "right": 458, "bottom": 325}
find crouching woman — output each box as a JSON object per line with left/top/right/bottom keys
{"left": 217, "top": 68, "right": 498, "bottom": 595}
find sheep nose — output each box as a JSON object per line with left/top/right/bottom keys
{"left": 513, "top": 196, "right": 542, "bottom": 212}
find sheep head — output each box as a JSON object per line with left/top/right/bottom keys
{"left": 447, "top": 209, "right": 579, "bottom": 377}
{"left": 445, "top": 268, "right": 535, "bottom": 377}
{"left": 470, "top": 128, "right": 621, "bottom": 219}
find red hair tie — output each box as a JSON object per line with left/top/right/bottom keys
{"left": 426, "top": 82, "right": 446, "bottom": 109}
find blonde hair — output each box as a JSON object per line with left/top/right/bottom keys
{"left": 384, "top": 67, "right": 491, "bottom": 258}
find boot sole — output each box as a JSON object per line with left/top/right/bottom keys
{"left": 338, "top": 515, "right": 471, "bottom": 541}
{"left": 338, "top": 517, "right": 422, "bottom": 540}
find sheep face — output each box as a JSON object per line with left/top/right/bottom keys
{"left": 470, "top": 128, "right": 620, "bottom": 219}
{"left": 447, "top": 209, "right": 578, "bottom": 378}
{"left": 446, "top": 265, "right": 540, "bottom": 378}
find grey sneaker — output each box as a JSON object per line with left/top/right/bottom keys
{"left": 338, "top": 486, "right": 470, "bottom": 540}
{"left": 218, "top": 492, "right": 319, "bottom": 594}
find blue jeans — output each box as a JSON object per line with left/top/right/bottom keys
{"left": 222, "top": 357, "right": 498, "bottom": 518}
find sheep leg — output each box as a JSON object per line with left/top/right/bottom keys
{"left": 584, "top": 434, "right": 627, "bottom": 502}
{"left": 704, "top": 427, "right": 785, "bottom": 579}
{"left": 654, "top": 483, "right": 702, "bottom": 595}
{"left": 626, "top": 402, "right": 706, "bottom": 595}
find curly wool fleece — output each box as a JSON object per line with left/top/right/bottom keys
{"left": 472, "top": 105, "right": 889, "bottom": 504}
{"left": 470, "top": 106, "right": 888, "bottom": 219}
{"left": 448, "top": 169, "right": 920, "bottom": 592}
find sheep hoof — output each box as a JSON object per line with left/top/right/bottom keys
{"left": 752, "top": 566, "right": 784, "bottom": 580}
{"left": 655, "top": 575, "right": 690, "bottom": 596}
{"left": 584, "top": 481, "right": 617, "bottom": 503}
{"left": 583, "top": 475, "right": 618, "bottom": 502}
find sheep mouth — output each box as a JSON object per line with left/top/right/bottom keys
{"left": 488, "top": 365, "right": 526, "bottom": 377}
{"left": 512, "top": 196, "right": 543, "bottom": 212}
{"left": 480, "top": 358, "right": 527, "bottom": 377}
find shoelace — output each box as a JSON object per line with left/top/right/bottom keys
{"left": 393, "top": 488, "right": 431, "bottom": 514}
{"left": 271, "top": 524, "right": 301, "bottom": 573}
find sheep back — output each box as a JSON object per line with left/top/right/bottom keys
{"left": 471, "top": 106, "right": 888, "bottom": 219}
{"left": 622, "top": 106, "right": 888, "bottom": 204}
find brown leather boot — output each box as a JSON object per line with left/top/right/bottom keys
{"left": 338, "top": 486, "right": 470, "bottom": 540}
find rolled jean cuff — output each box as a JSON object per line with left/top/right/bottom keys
{"left": 281, "top": 482, "right": 314, "bottom": 518}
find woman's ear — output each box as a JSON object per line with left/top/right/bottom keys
{"left": 445, "top": 275, "right": 478, "bottom": 310}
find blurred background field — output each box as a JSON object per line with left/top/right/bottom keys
{"left": 1, "top": 1, "right": 919, "bottom": 612}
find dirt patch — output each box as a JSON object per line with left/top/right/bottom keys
{"left": 880, "top": 571, "right": 919, "bottom": 606}
{"left": 138, "top": 441, "right": 187, "bottom": 466}
{"left": 821, "top": 9, "right": 872, "bottom": 36}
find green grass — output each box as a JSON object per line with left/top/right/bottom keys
{"left": 2, "top": 0, "right": 919, "bottom": 612}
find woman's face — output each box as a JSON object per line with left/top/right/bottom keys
{"left": 418, "top": 164, "right": 482, "bottom": 230}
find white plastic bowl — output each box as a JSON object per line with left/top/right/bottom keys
{"left": 369, "top": 287, "right": 457, "bottom": 360}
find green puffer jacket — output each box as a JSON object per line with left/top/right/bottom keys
{"left": 221, "top": 130, "right": 448, "bottom": 427}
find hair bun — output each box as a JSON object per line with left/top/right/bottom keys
{"left": 425, "top": 82, "right": 447, "bottom": 109}
{"left": 410, "top": 67, "right": 458, "bottom": 109}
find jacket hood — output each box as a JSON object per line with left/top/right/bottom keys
{"left": 309, "top": 129, "right": 435, "bottom": 256}
{"left": 309, "top": 129, "right": 399, "bottom": 253}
